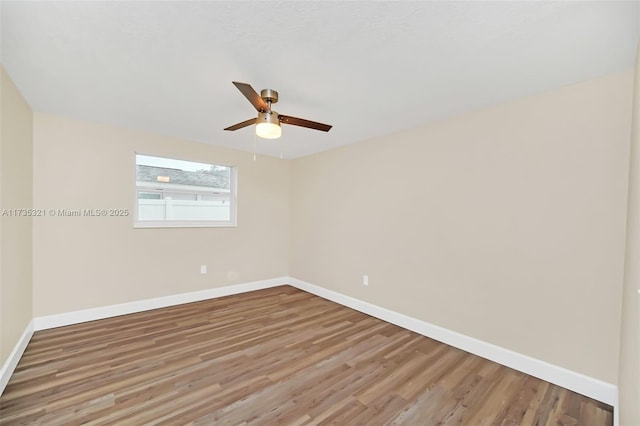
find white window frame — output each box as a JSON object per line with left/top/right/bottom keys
{"left": 134, "top": 153, "right": 237, "bottom": 228}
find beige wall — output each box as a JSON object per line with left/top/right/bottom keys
{"left": 0, "top": 67, "right": 34, "bottom": 365}
{"left": 618, "top": 45, "right": 640, "bottom": 424}
{"left": 32, "top": 113, "right": 290, "bottom": 316}
{"left": 290, "top": 70, "right": 632, "bottom": 384}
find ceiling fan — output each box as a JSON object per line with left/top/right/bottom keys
{"left": 224, "top": 81, "right": 332, "bottom": 139}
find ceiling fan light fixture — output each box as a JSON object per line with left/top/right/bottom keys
{"left": 224, "top": 81, "right": 331, "bottom": 138}
{"left": 256, "top": 112, "right": 281, "bottom": 139}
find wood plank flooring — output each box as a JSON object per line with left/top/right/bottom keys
{"left": 0, "top": 286, "right": 613, "bottom": 425}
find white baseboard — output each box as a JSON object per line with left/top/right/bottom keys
{"left": 0, "top": 319, "right": 35, "bottom": 396}
{"left": 34, "top": 277, "right": 287, "bottom": 331}
{"left": 286, "top": 276, "right": 618, "bottom": 408}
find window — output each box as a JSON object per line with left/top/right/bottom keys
{"left": 135, "top": 154, "right": 236, "bottom": 228}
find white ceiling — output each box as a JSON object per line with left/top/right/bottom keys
{"left": 1, "top": 1, "right": 639, "bottom": 159}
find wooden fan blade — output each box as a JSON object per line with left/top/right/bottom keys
{"left": 232, "top": 81, "right": 268, "bottom": 112}
{"left": 279, "top": 115, "right": 332, "bottom": 132}
{"left": 224, "top": 117, "right": 257, "bottom": 131}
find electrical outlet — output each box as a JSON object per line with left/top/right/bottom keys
{"left": 200, "top": 265, "right": 207, "bottom": 274}
{"left": 363, "top": 275, "right": 369, "bottom": 286}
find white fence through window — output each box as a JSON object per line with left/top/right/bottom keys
{"left": 138, "top": 197, "right": 231, "bottom": 221}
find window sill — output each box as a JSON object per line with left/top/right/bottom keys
{"left": 134, "top": 221, "right": 237, "bottom": 228}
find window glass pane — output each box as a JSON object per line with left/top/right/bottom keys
{"left": 138, "top": 192, "right": 162, "bottom": 200}
{"left": 135, "top": 154, "right": 235, "bottom": 227}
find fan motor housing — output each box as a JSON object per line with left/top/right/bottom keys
{"left": 258, "top": 111, "right": 279, "bottom": 124}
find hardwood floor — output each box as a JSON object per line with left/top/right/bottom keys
{"left": 0, "top": 286, "right": 612, "bottom": 425}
